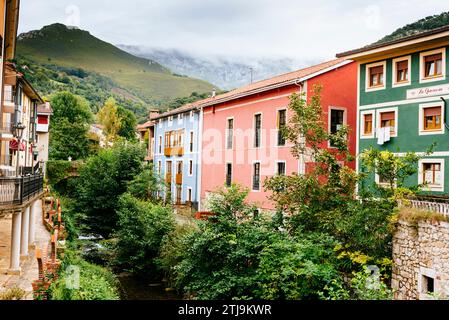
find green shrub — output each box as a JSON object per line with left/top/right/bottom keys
{"left": 114, "top": 193, "right": 175, "bottom": 277}
{"left": 49, "top": 250, "right": 119, "bottom": 300}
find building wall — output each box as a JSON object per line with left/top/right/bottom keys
{"left": 201, "top": 62, "right": 357, "bottom": 211}
{"left": 393, "top": 218, "right": 449, "bottom": 300}
{"left": 153, "top": 110, "right": 201, "bottom": 205}
{"left": 358, "top": 45, "right": 449, "bottom": 195}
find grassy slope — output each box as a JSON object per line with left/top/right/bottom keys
{"left": 16, "top": 24, "right": 214, "bottom": 102}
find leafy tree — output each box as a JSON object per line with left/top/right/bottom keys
{"left": 97, "top": 97, "right": 122, "bottom": 143}
{"left": 114, "top": 193, "right": 175, "bottom": 276}
{"left": 117, "top": 106, "right": 137, "bottom": 141}
{"left": 49, "top": 91, "right": 93, "bottom": 160}
{"left": 127, "top": 166, "right": 162, "bottom": 202}
{"left": 50, "top": 91, "right": 93, "bottom": 124}
{"left": 74, "top": 142, "right": 145, "bottom": 236}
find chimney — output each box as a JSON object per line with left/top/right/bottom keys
{"left": 149, "top": 109, "right": 160, "bottom": 120}
{"left": 212, "top": 88, "right": 216, "bottom": 98}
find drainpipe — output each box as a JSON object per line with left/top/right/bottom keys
{"left": 441, "top": 97, "right": 449, "bottom": 130}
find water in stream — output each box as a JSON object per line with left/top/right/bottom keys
{"left": 117, "top": 273, "right": 182, "bottom": 300}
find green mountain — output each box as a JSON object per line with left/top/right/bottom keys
{"left": 375, "top": 11, "right": 449, "bottom": 44}
{"left": 15, "top": 23, "right": 214, "bottom": 120}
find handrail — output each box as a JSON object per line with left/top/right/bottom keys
{"left": 0, "top": 174, "right": 44, "bottom": 206}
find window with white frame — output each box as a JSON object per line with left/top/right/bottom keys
{"left": 226, "top": 118, "right": 234, "bottom": 149}
{"left": 419, "top": 159, "right": 444, "bottom": 192}
{"left": 254, "top": 113, "right": 262, "bottom": 148}
{"left": 187, "top": 188, "right": 192, "bottom": 203}
{"left": 361, "top": 110, "right": 375, "bottom": 138}
{"left": 158, "top": 136, "right": 162, "bottom": 154}
{"left": 376, "top": 108, "right": 398, "bottom": 137}
{"left": 189, "top": 131, "right": 194, "bottom": 153}
{"left": 329, "top": 107, "right": 346, "bottom": 147}
{"left": 226, "top": 163, "right": 232, "bottom": 187}
{"left": 366, "top": 61, "right": 386, "bottom": 91}
{"left": 252, "top": 162, "right": 261, "bottom": 191}
{"left": 420, "top": 48, "right": 446, "bottom": 83}
{"left": 189, "top": 160, "right": 193, "bottom": 176}
{"left": 276, "top": 161, "right": 286, "bottom": 176}
{"left": 419, "top": 102, "right": 445, "bottom": 135}
{"left": 392, "top": 56, "right": 411, "bottom": 87}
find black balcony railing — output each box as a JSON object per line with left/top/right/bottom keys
{"left": 0, "top": 174, "right": 44, "bottom": 206}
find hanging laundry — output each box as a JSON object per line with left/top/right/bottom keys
{"left": 377, "top": 127, "right": 385, "bottom": 145}
{"left": 384, "top": 126, "right": 391, "bottom": 142}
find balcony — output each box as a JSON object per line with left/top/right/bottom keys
{"left": 164, "top": 147, "right": 184, "bottom": 157}
{"left": 176, "top": 173, "right": 183, "bottom": 185}
{"left": 0, "top": 174, "right": 44, "bottom": 207}
{"left": 3, "top": 86, "right": 15, "bottom": 113}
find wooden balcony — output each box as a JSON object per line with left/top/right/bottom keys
{"left": 165, "top": 173, "right": 172, "bottom": 184}
{"left": 164, "top": 147, "right": 184, "bottom": 157}
{"left": 176, "top": 173, "right": 183, "bottom": 185}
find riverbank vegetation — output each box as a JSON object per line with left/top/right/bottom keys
{"left": 45, "top": 86, "right": 424, "bottom": 300}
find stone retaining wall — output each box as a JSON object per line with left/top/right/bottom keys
{"left": 393, "top": 218, "right": 449, "bottom": 300}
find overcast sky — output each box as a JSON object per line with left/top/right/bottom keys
{"left": 19, "top": 0, "right": 449, "bottom": 61}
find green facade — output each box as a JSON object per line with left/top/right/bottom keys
{"left": 358, "top": 45, "right": 449, "bottom": 196}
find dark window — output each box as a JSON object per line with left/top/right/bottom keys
{"left": 189, "top": 160, "right": 193, "bottom": 175}
{"left": 189, "top": 132, "right": 194, "bottom": 152}
{"left": 227, "top": 119, "right": 234, "bottom": 149}
{"left": 254, "top": 114, "right": 262, "bottom": 148}
{"left": 422, "top": 275, "right": 435, "bottom": 294}
{"left": 330, "top": 109, "right": 345, "bottom": 147}
{"left": 226, "top": 163, "right": 232, "bottom": 187}
{"left": 277, "top": 110, "right": 286, "bottom": 146}
{"left": 277, "top": 162, "right": 286, "bottom": 175}
{"left": 253, "top": 162, "right": 260, "bottom": 190}
{"left": 188, "top": 189, "right": 192, "bottom": 202}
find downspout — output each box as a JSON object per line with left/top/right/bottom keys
{"left": 196, "top": 106, "right": 204, "bottom": 212}
{"left": 441, "top": 97, "right": 449, "bottom": 130}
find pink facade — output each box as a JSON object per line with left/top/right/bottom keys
{"left": 200, "top": 60, "right": 357, "bottom": 210}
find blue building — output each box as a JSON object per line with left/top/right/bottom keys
{"left": 152, "top": 103, "right": 202, "bottom": 209}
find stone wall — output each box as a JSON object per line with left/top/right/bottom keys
{"left": 392, "top": 218, "right": 449, "bottom": 300}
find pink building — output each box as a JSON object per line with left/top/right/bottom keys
{"left": 199, "top": 59, "right": 357, "bottom": 211}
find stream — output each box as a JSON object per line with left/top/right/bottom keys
{"left": 79, "top": 234, "right": 182, "bottom": 300}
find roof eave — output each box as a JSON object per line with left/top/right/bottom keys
{"left": 337, "top": 27, "right": 449, "bottom": 60}
{"left": 198, "top": 60, "right": 351, "bottom": 108}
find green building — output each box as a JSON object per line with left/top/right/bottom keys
{"left": 337, "top": 26, "right": 449, "bottom": 198}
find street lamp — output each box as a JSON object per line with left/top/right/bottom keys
{"left": 13, "top": 122, "right": 26, "bottom": 176}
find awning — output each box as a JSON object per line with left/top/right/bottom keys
{"left": 9, "top": 139, "right": 25, "bottom": 151}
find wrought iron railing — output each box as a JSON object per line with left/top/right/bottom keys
{"left": 0, "top": 174, "right": 44, "bottom": 206}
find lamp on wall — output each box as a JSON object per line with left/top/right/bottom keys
{"left": 13, "top": 123, "right": 26, "bottom": 176}
{"left": 13, "top": 122, "right": 25, "bottom": 140}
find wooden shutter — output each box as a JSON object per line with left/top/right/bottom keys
{"left": 424, "top": 107, "right": 441, "bottom": 117}
{"left": 425, "top": 53, "right": 442, "bottom": 62}
{"left": 396, "top": 60, "right": 408, "bottom": 70}
{"left": 370, "top": 66, "right": 383, "bottom": 74}
{"left": 381, "top": 112, "right": 395, "bottom": 121}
